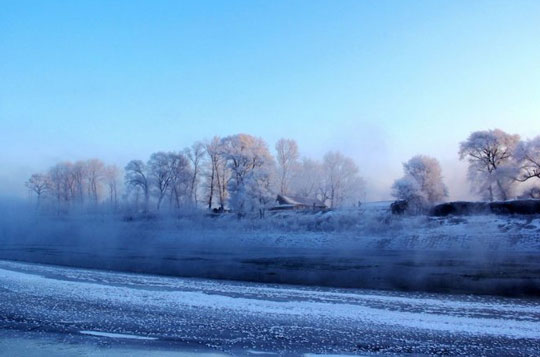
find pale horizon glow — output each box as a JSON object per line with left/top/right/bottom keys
{"left": 1, "top": 1, "right": 540, "bottom": 201}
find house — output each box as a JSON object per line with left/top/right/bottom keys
{"left": 269, "top": 194, "right": 328, "bottom": 212}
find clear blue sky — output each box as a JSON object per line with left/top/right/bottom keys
{"left": 1, "top": 0, "right": 540, "bottom": 200}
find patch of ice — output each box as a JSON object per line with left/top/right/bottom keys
{"left": 247, "top": 350, "right": 278, "bottom": 355}
{"left": 80, "top": 330, "right": 157, "bottom": 340}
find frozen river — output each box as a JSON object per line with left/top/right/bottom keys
{"left": 0, "top": 259, "right": 539, "bottom": 356}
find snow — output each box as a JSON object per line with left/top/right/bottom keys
{"left": 0, "top": 260, "right": 539, "bottom": 340}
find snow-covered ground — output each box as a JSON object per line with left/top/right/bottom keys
{"left": 0, "top": 260, "right": 539, "bottom": 356}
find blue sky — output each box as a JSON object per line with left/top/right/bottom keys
{"left": 1, "top": 0, "right": 540, "bottom": 199}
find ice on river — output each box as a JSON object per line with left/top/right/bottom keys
{"left": 0, "top": 260, "right": 538, "bottom": 356}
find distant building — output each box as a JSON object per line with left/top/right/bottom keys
{"left": 269, "top": 194, "right": 328, "bottom": 212}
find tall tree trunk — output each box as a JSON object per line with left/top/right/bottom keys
{"left": 207, "top": 165, "right": 215, "bottom": 210}
{"left": 144, "top": 187, "right": 149, "bottom": 213}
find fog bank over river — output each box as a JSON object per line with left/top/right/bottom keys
{"left": 1, "top": 198, "right": 540, "bottom": 295}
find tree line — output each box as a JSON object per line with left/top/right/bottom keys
{"left": 25, "top": 134, "right": 365, "bottom": 216}
{"left": 26, "top": 159, "right": 121, "bottom": 210}
{"left": 391, "top": 129, "right": 540, "bottom": 211}
{"left": 27, "top": 129, "right": 540, "bottom": 217}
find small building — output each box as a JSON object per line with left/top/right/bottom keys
{"left": 269, "top": 194, "right": 328, "bottom": 212}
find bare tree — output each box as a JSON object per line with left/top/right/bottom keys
{"left": 104, "top": 165, "right": 120, "bottom": 208}
{"left": 26, "top": 159, "right": 117, "bottom": 212}
{"left": 85, "top": 159, "right": 105, "bottom": 203}
{"left": 275, "top": 138, "right": 299, "bottom": 195}
{"left": 48, "top": 162, "right": 76, "bottom": 206}
{"left": 148, "top": 152, "right": 175, "bottom": 211}
{"left": 215, "top": 145, "right": 230, "bottom": 210}
{"left": 167, "top": 152, "right": 192, "bottom": 209}
{"left": 125, "top": 160, "right": 150, "bottom": 212}
{"left": 185, "top": 142, "right": 205, "bottom": 206}
{"left": 459, "top": 129, "right": 520, "bottom": 201}
{"left": 72, "top": 161, "right": 87, "bottom": 204}
{"left": 25, "top": 173, "right": 50, "bottom": 208}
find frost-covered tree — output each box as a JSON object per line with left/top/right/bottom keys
{"left": 275, "top": 138, "right": 299, "bottom": 195}
{"left": 391, "top": 175, "right": 424, "bottom": 210}
{"left": 244, "top": 163, "right": 276, "bottom": 218}
{"left": 514, "top": 136, "right": 540, "bottom": 183}
{"left": 392, "top": 155, "right": 448, "bottom": 211}
{"left": 221, "top": 134, "right": 276, "bottom": 216}
{"left": 459, "top": 129, "right": 520, "bottom": 201}
{"left": 125, "top": 160, "right": 150, "bottom": 212}
{"left": 321, "top": 151, "right": 364, "bottom": 208}
{"left": 403, "top": 155, "right": 448, "bottom": 203}
{"left": 290, "top": 158, "right": 323, "bottom": 201}
{"left": 287, "top": 153, "right": 364, "bottom": 208}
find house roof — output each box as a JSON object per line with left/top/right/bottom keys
{"left": 276, "top": 194, "right": 327, "bottom": 207}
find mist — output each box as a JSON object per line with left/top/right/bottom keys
{"left": 1, "top": 196, "right": 538, "bottom": 297}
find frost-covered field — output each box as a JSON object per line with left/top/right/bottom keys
{"left": 0, "top": 260, "right": 539, "bottom": 356}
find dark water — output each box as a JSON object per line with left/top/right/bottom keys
{"left": 0, "top": 240, "right": 539, "bottom": 296}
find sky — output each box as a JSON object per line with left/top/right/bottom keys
{"left": 1, "top": 0, "right": 540, "bottom": 200}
